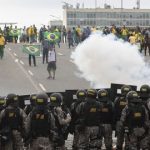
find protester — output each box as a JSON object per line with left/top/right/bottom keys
{"left": 0, "top": 33, "right": 5, "bottom": 59}
{"left": 62, "top": 26, "right": 67, "bottom": 43}
{"left": 28, "top": 41, "right": 36, "bottom": 67}
{"left": 67, "top": 28, "right": 74, "bottom": 49}
{"left": 47, "top": 44, "right": 56, "bottom": 79}
{"left": 28, "top": 25, "right": 35, "bottom": 43}
{"left": 42, "top": 37, "right": 51, "bottom": 64}
{"left": 13, "top": 26, "right": 18, "bottom": 43}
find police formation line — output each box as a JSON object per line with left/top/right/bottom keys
{"left": 0, "top": 84, "right": 150, "bottom": 150}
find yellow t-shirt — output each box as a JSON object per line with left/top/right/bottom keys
{"left": 76, "top": 27, "right": 81, "bottom": 36}
{"left": 0, "top": 36, "right": 5, "bottom": 46}
{"left": 129, "top": 36, "right": 136, "bottom": 44}
{"left": 91, "top": 27, "right": 96, "bottom": 33}
{"left": 111, "top": 28, "right": 116, "bottom": 34}
{"left": 121, "top": 29, "right": 128, "bottom": 36}
{"left": 28, "top": 27, "right": 34, "bottom": 36}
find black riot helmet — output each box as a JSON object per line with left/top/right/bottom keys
{"left": 36, "top": 92, "right": 48, "bottom": 105}
{"left": 50, "top": 93, "right": 63, "bottom": 107}
{"left": 98, "top": 89, "right": 108, "bottom": 98}
{"left": 86, "top": 89, "right": 97, "bottom": 98}
{"left": 0, "top": 96, "right": 6, "bottom": 106}
{"left": 76, "top": 89, "right": 87, "bottom": 100}
{"left": 6, "top": 93, "right": 19, "bottom": 106}
{"left": 30, "top": 94, "right": 37, "bottom": 106}
{"left": 126, "top": 91, "right": 140, "bottom": 103}
{"left": 140, "top": 84, "right": 150, "bottom": 99}
{"left": 121, "top": 85, "right": 132, "bottom": 96}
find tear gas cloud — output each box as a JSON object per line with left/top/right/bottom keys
{"left": 71, "top": 32, "right": 150, "bottom": 88}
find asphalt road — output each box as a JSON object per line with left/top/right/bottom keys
{"left": 0, "top": 42, "right": 91, "bottom": 96}
{"left": 1, "top": 42, "right": 150, "bottom": 96}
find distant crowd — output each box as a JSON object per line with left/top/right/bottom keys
{"left": 0, "top": 24, "right": 150, "bottom": 54}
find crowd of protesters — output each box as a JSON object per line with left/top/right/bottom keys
{"left": 0, "top": 24, "right": 149, "bottom": 52}
{"left": 0, "top": 24, "right": 150, "bottom": 67}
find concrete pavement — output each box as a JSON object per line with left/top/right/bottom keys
{"left": 0, "top": 42, "right": 91, "bottom": 96}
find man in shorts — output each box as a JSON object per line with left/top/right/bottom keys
{"left": 47, "top": 44, "right": 56, "bottom": 79}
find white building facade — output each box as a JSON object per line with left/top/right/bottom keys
{"left": 63, "top": 8, "right": 150, "bottom": 28}
{"left": 49, "top": 20, "right": 63, "bottom": 27}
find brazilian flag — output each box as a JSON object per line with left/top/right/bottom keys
{"left": 54, "top": 31, "right": 61, "bottom": 42}
{"left": 22, "top": 44, "right": 41, "bottom": 56}
{"left": 9, "top": 29, "right": 21, "bottom": 36}
{"left": 43, "top": 31, "right": 59, "bottom": 43}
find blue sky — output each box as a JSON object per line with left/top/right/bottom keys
{"left": 0, "top": 0, "right": 150, "bottom": 28}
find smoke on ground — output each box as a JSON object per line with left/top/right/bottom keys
{"left": 71, "top": 32, "right": 150, "bottom": 88}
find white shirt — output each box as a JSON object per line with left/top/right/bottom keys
{"left": 48, "top": 50, "right": 56, "bottom": 62}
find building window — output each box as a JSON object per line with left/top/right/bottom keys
{"left": 87, "top": 13, "right": 90, "bottom": 18}
{"left": 70, "top": 13, "right": 73, "bottom": 18}
{"left": 146, "top": 13, "right": 149, "bottom": 18}
{"left": 80, "top": 12, "right": 84, "bottom": 18}
{"left": 124, "top": 13, "right": 129, "bottom": 18}
{"left": 67, "top": 13, "right": 71, "bottom": 18}
{"left": 126, "top": 21, "right": 129, "bottom": 26}
{"left": 146, "top": 20, "right": 149, "bottom": 26}
{"left": 113, "top": 12, "right": 116, "bottom": 18}
{"left": 76, "top": 12, "right": 81, "bottom": 18}
{"left": 136, "top": 13, "right": 139, "bottom": 19}
{"left": 142, "top": 13, "right": 145, "bottom": 19}
{"left": 136, "top": 21, "right": 139, "bottom": 26}
{"left": 139, "top": 21, "right": 143, "bottom": 26}
{"left": 122, "top": 13, "right": 126, "bottom": 19}
{"left": 97, "top": 12, "right": 102, "bottom": 18}
{"left": 106, "top": 13, "right": 110, "bottom": 18}
{"left": 116, "top": 13, "right": 119, "bottom": 18}
{"left": 129, "top": 21, "right": 132, "bottom": 26}
{"left": 99, "top": 20, "right": 104, "bottom": 26}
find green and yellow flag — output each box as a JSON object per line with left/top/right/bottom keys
{"left": 9, "top": 29, "right": 21, "bottom": 36}
{"left": 22, "top": 44, "right": 41, "bottom": 56}
{"left": 43, "top": 31, "right": 59, "bottom": 43}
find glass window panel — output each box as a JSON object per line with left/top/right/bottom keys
{"left": 146, "top": 20, "right": 149, "bottom": 26}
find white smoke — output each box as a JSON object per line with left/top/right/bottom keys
{"left": 71, "top": 32, "right": 150, "bottom": 88}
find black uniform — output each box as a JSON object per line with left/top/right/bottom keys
{"left": 42, "top": 39, "right": 50, "bottom": 64}
{"left": 0, "top": 93, "right": 26, "bottom": 150}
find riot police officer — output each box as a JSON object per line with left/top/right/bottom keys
{"left": 49, "top": 92, "right": 71, "bottom": 150}
{"left": 139, "top": 84, "right": 150, "bottom": 105}
{"left": 70, "top": 89, "right": 86, "bottom": 150}
{"left": 139, "top": 84, "right": 150, "bottom": 118}
{"left": 139, "top": 84, "right": 150, "bottom": 148}
{"left": 76, "top": 89, "right": 101, "bottom": 150}
{"left": 115, "top": 85, "right": 132, "bottom": 150}
{"left": 97, "top": 89, "right": 114, "bottom": 150}
{"left": 0, "top": 96, "right": 6, "bottom": 112}
{"left": 120, "top": 91, "right": 149, "bottom": 150}
{"left": 0, "top": 93, "right": 26, "bottom": 150}
{"left": 24, "top": 94, "right": 36, "bottom": 115}
{"left": 26, "top": 92, "right": 56, "bottom": 150}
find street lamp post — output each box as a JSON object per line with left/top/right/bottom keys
{"left": 121, "top": 0, "right": 123, "bottom": 9}
{"left": 95, "top": 0, "right": 97, "bottom": 8}
{"left": 121, "top": 0, "right": 123, "bottom": 26}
